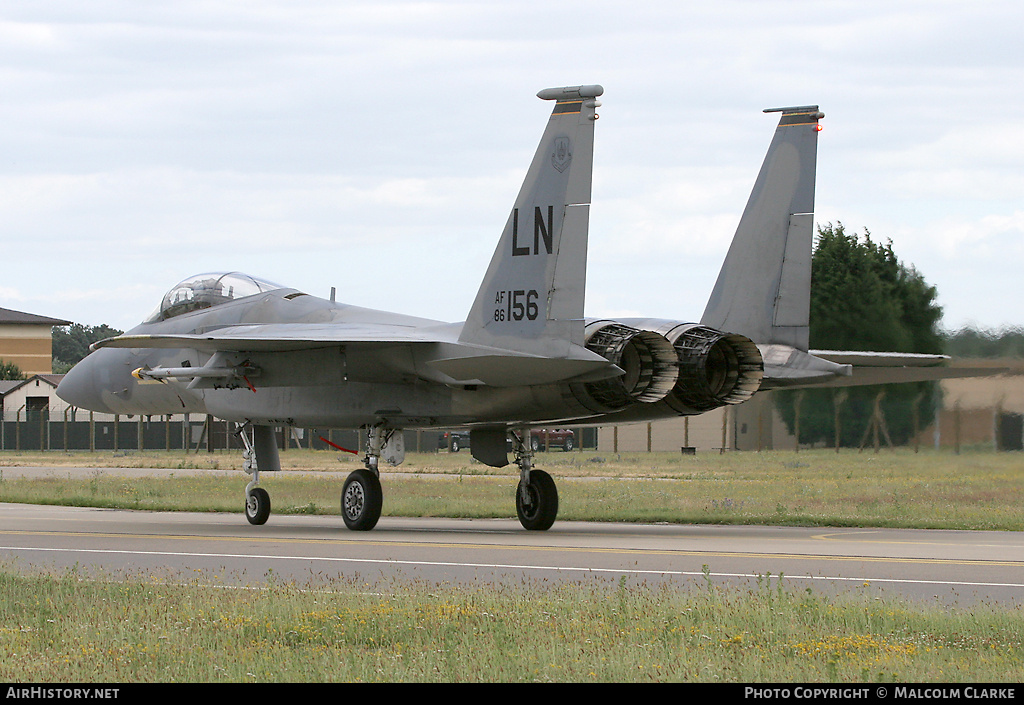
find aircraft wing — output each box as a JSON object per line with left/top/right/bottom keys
{"left": 93, "top": 323, "right": 622, "bottom": 387}
{"left": 92, "top": 323, "right": 447, "bottom": 353}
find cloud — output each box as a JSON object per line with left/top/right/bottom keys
{"left": 1, "top": 1, "right": 1022, "bottom": 332}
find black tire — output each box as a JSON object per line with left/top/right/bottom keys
{"left": 341, "top": 469, "right": 383, "bottom": 531}
{"left": 563, "top": 435, "right": 574, "bottom": 452}
{"left": 450, "top": 437, "right": 460, "bottom": 453}
{"left": 530, "top": 435, "right": 541, "bottom": 452}
{"left": 245, "top": 487, "right": 271, "bottom": 525}
{"left": 515, "top": 469, "right": 558, "bottom": 531}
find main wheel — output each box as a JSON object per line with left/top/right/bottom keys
{"left": 245, "top": 487, "right": 271, "bottom": 525}
{"left": 515, "top": 469, "right": 558, "bottom": 531}
{"left": 341, "top": 469, "right": 383, "bottom": 531}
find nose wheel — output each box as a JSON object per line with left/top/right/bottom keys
{"left": 237, "top": 423, "right": 279, "bottom": 526}
{"left": 245, "top": 487, "right": 271, "bottom": 525}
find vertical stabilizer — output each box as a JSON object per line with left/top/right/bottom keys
{"left": 459, "top": 85, "right": 603, "bottom": 358}
{"left": 700, "top": 106, "right": 823, "bottom": 350}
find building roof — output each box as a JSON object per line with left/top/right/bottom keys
{"left": 0, "top": 374, "right": 65, "bottom": 397}
{"left": 0, "top": 380, "right": 21, "bottom": 397}
{"left": 0, "top": 307, "right": 72, "bottom": 326}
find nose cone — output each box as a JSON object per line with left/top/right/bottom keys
{"left": 56, "top": 354, "right": 114, "bottom": 414}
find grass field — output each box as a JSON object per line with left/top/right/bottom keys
{"left": 1, "top": 566, "right": 1021, "bottom": 682}
{"left": 0, "top": 447, "right": 1021, "bottom": 682}
{"left": 0, "top": 448, "right": 1021, "bottom": 531}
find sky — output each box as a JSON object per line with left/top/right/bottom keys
{"left": 2, "top": 1, "right": 1022, "bottom": 335}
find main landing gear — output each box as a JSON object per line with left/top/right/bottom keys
{"left": 511, "top": 428, "right": 559, "bottom": 531}
{"left": 340, "top": 426, "right": 391, "bottom": 531}
{"left": 239, "top": 423, "right": 559, "bottom": 532}
{"left": 238, "top": 422, "right": 392, "bottom": 531}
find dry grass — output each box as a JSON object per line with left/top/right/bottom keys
{"left": 0, "top": 568, "right": 1020, "bottom": 682}
{"left": 1, "top": 448, "right": 1021, "bottom": 682}
{"left": 0, "top": 448, "right": 1021, "bottom": 530}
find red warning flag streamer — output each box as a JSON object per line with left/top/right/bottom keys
{"left": 319, "top": 436, "right": 359, "bottom": 455}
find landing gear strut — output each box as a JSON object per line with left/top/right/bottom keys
{"left": 238, "top": 423, "right": 280, "bottom": 526}
{"left": 512, "top": 428, "right": 558, "bottom": 531}
{"left": 340, "top": 424, "right": 394, "bottom": 531}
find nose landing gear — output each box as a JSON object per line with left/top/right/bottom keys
{"left": 238, "top": 424, "right": 280, "bottom": 526}
{"left": 245, "top": 486, "right": 271, "bottom": 525}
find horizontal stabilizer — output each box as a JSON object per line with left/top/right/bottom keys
{"left": 828, "top": 366, "right": 1004, "bottom": 387}
{"left": 810, "top": 350, "right": 949, "bottom": 367}
{"left": 760, "top": 345, "right": 1005, "bottom": 390}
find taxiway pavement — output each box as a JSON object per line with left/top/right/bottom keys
{"left": 1, "top": 500, "right": 1021, "bottom": 606}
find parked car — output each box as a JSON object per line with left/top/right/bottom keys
{"left": 528, "top": 429, "right": 576, "bottom": 452}
{"left": 439, "top": 428, "right": 576, "bottom": 453}
{"left": 438, "top": 431, "right": 469, "bottom": 452}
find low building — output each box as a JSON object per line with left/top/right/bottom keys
{"left": 597, "top": 408, "right": 734, "bottom": 453}
{"left": 0, "top": 374, "right": 67, "bottom": 423}
{"left": 596, "top": 359, "right": 1024, "bottom": 453}
{"left": 928, "top": 359, "right": 1024, "bottom": 450}
{"left": 0, "top": 307, "right": 72, "bottom": 376}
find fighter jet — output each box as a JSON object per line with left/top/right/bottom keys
{"left": 57, "top": 85, "right": 962, "bottom": 532}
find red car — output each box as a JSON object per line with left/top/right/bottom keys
{"left": 441, "top": 428, "right": 577, "bottom": 453}
{"left": 528, "top": 429, "right": 576, "bottom": 452}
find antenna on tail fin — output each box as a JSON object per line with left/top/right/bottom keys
{"left": 700, "top": 106, "right": 824, "bottom": 351}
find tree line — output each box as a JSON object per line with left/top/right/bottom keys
{"left": 775, "top": 222, "right": 1018, "bottom": 449}
{"left": 50, "top": 323, "right": 123, "bottom": 374}
{"left": 944, "top": 326, "right": 1024, "bottom": 359}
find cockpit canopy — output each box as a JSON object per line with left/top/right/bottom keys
{"left": 146, "top": 272, "right": 284, "bottom": 322}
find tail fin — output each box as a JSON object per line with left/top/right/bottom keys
{"left": 700, "top": 106, "right": 824, "bottom": 351}
{"left": 459, "top": 85, "right": 602, "bottom": 357}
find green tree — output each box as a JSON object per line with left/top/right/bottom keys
{"left": 0, "top": 359, "right": 26, "bottom": 381}
{"left": 776, "top": 223, "right": 944, "bottom": 447}
{"left": 52, "top": 323, "right": 123, "bottom": 372}
{"left": 944, "top": 326, "right": 1024, "bottom": 358}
